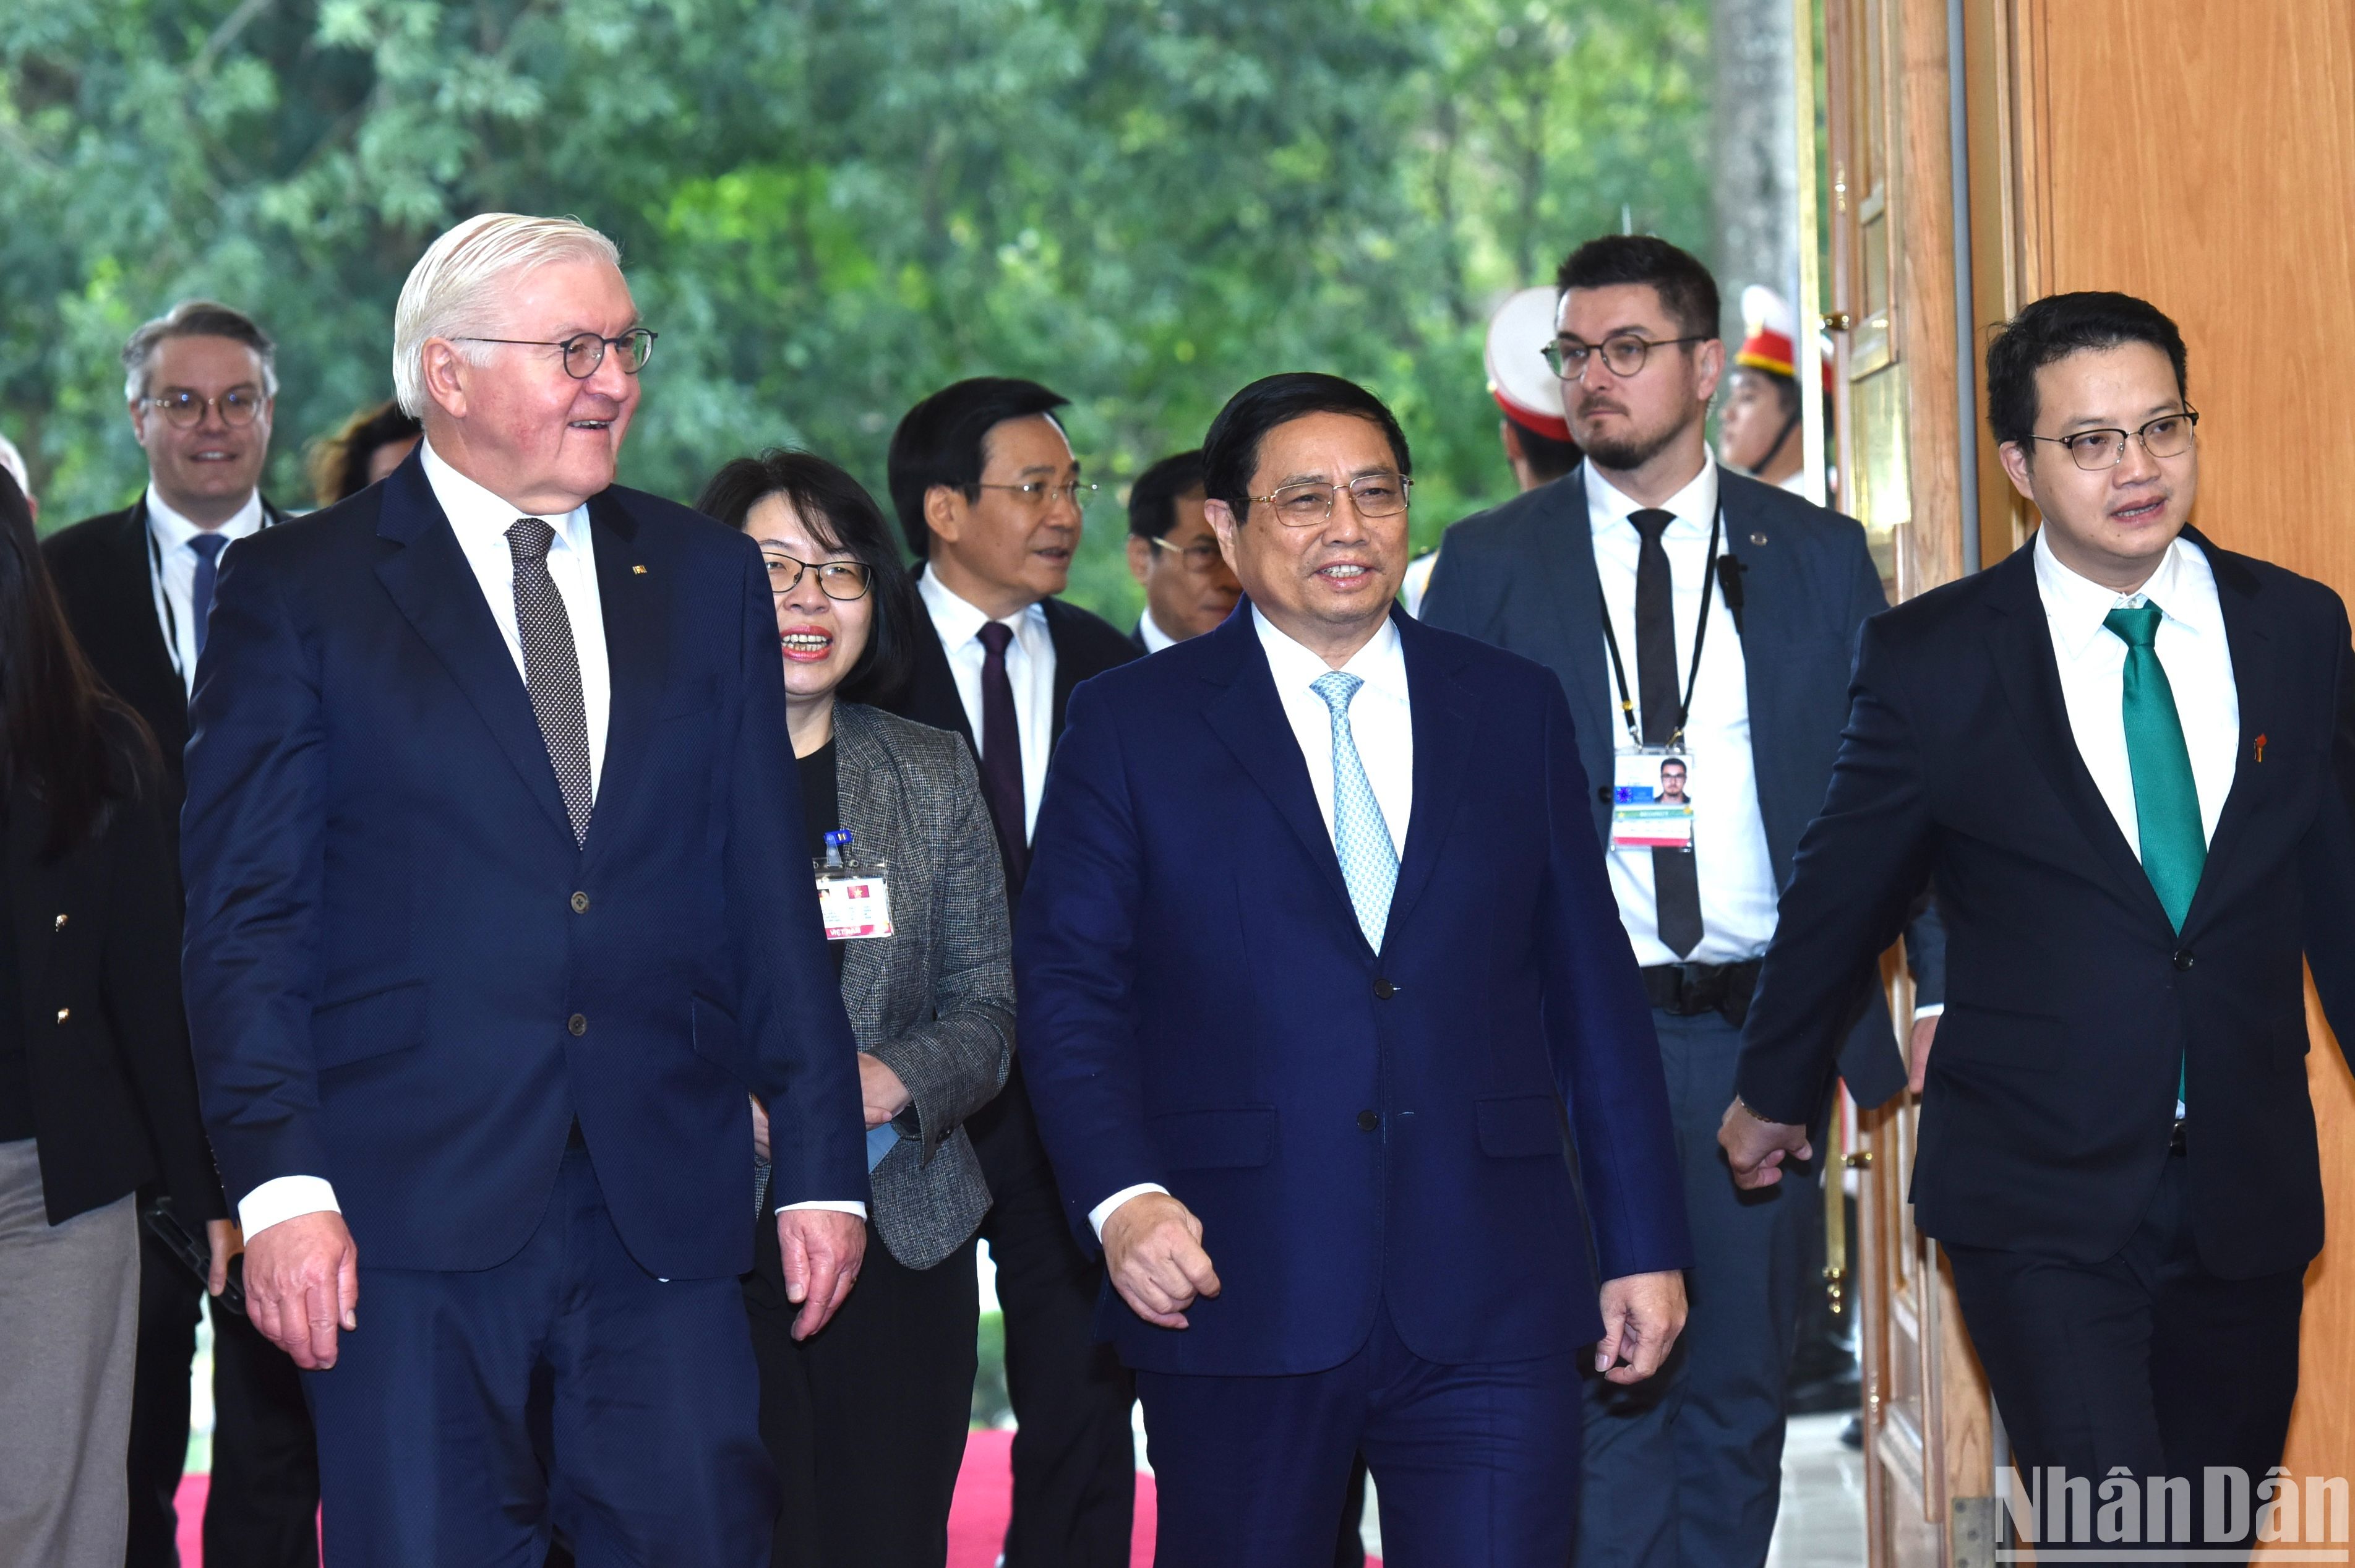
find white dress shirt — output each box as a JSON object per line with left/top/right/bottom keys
{"left": 145, "top": 484, "right": 267, "bottom": 698}
{"left": 1588, "top": 456, "right": 1781, "bottom": 966}
{"left": 240, "top": 439, "right": 862, "bottom": 1237}
{"left": 918, "top": 570, "right": 1056, "bottom": 844}
{"left": 1136, "top": 609, "right": 1179, "bottom": 654}
{"left": 1089, "top": 609, "right": 1417, "bottom": 1237}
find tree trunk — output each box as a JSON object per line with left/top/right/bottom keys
{"left": 1710, "top": 0, "right": 1798, "bottom": 342}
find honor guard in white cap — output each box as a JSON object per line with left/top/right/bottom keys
{"left": 1718, "top": 285, "right": 1830, "bottom": 495}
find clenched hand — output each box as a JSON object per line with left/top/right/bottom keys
{"left": 1101, "top": 1192, "right": 1220, "bottom": 1330}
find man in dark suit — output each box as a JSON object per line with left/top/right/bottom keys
{"left": 1124, "top": 448, "right": 1241, "bottom": 654}
{"left": 1421, "top": 234, "right": 1942, "bottom": 1568}
{"left": 880, "top": 377, "right": 1141, "bottom": 1566}
{"left": 41, "top": 299, "right": 311, "bottom": 1568}
{"left": 181, "top": 213, "right": 869, "bottom": 1566}
{"left": 1725, "top": 292, "right": 2355, "bottom": 1551}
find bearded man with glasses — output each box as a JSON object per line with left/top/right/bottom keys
{"left": 1422, "top": 234, "right": 1946, "bottom": 1568}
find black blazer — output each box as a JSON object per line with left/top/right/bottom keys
{"left": 883, "top": 575, "right": 1138, "bottom": 902}
{"left": 43, "top": 495, "right": 292, "bottom": 820}
{"left": 9, "top": 729, "right": 224, "bottom": 1227}
{"left": 1736, "top": 530, "right": 2355, "bottom": 1279}
{"left": 1420, "top": 463, "right": 1944, "bottom": 1105}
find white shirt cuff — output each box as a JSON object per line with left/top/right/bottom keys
{"left": 776, "top": 1199, "right": 869, "bottom": 1219}
{"left": 1089, "top": 1183, "right": 1169, "bottom": 1240}
{"left": 1912, "top": 1003, "right": 1947, "bottom": 1021}
{"left": 238, "top": 1176, "right": 340, "bottom": 1239}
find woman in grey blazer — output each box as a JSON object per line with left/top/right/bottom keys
{"left": 697, "top": 450, "right": 1013, "bottom": 1568}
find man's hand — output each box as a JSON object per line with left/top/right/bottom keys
{"left": 1596, "top": 1270, "right": 1687, "bottom": 1383}
{"left": 776, "top": 1209, "right": 866, "bottom": 1342}
{"left": 206, "top": 1219, "right": 243, "bottom": 1297}
{"left": 1718, "top": 1099, "right": 1812, "bottom": 1190}
{"left": 1101, "top": 1192, "right": 1220, "bottom": 1329}
{"left": 1908, "top": 1012, "right": 1941, "bottom": 1096}
{"left": 244, "top": 1212, "right": 358, "bottom": 1369}
{"left": 857, "top": 1054, "right": 912, "bottom": 1130}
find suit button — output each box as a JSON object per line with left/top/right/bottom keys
{"left": 1595, "top": 785, "right": 1612, "bottom": 805}
{"left": 1357, "top": 1110, "right": 1380, "bottom": 1131}
{"left": 570, "top": 891, "right": 591, "bottom": 914}
{"left": 2173, "top": 950, "right": 2195, "bottom": 972}
{"left": 55, "top": 1008, "right": 69, "bottom": 1024}
{"left": 1373, "top": 978, "right": 1396, "bottom": 1001}
{"left": 52, "top": 914, "right": 66, "bottom": 931}
{"left": 568, "top": 1014, "right": 588, "bottom": 1037}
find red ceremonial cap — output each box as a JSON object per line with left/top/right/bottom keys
{"left": 1735, "top": 285, "right": 1832, "bottom": 390}
{"left": 1485, "top": 286, "right": 1572, "bottom": 444}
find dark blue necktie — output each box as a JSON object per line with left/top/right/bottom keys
{"left": 189, "top": 532, "right": 229, "bottom": 659}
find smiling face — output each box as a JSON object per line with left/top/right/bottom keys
{"left": 743, "top": 491, "right": 873, "bottom": 709}
{"left": 1556, "top": 282, "right": 1720, "bottom": 483}
{"left": 416, "top": 258, "right": 640, "bottom": 515}
{"left": 1997, "top": 341, "right": 2197, "bottom": 593}
{"left": 1206, "top": 411, "right": 1408, "bottom": 664}
{"left": 130, "top": 334, "right": 275, "bottom": 525}
{"left": 924, "top": 414, "right": 1083, "bottom": 619}
{"left": 1128, "top": 486, "right": 1242, "bottom": 641}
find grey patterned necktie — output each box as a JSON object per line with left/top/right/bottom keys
{"left": 505, "top": 518, "right": 593, "bottom": 846}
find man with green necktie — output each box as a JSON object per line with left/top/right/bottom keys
{"left": 1719, "top": 291, "right": 2355, "bottom": 1553}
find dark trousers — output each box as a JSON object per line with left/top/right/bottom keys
{"left": 305, "top": 1149, "right": 773, "bottom": 1568}
{"left": 1136, "top": 1298, "right": 1582, "bottom": 1568}
{"left": 1944, "top": 1151, "right": 2304, "bottom": 1556}
{"left": 969, "top": 1063, "right": 1138, "bottom": 1567}
{"left": 207, "top": 1300, "right": 321, "bottom": 1566}
{"left": 1577, "top": 1008, "right": 1809, "bottom": 1568}
{"left": 744, "top": 1216, "right": 979, "bottom": 1568}
{"left": 126, "top": 1212, "right": 200, "bottom": 1567}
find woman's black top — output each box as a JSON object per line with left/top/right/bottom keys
{"left": 0, "top": 839, "right": 25, "bottom": 1142}
{"left": 798, "top": 736, "right": 844, "bottom": 977}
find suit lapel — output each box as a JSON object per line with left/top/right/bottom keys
{"left": 109, "top": 501, "right": 190, "bottom": 741}
{"left": 2179, "top": 532, "right": 2273, "bottom": 936}
{"left": 369, "top": 460, "right": 576, "bottom": 843}
{"left": 1384, "top": 611, "right": 1477, "bottom": 946}
{"left": 1047, "top": 599, "right": 1081, "bottom": 742}
{"left": 831, "top": 706, "right": 893, "bottom": 1024}
{"left": 903, "top": 606, "right": 979, "bottom": 753}
{"left": 9, "top": 801, "right": 54, "bottom": 1048}
{"left": 580, "top": 494, "right": 664, "bottom": 864}
{"left": 1532, "top": 465, "right": 1620, "bottom": 772}
{"left": 1199, "top": 613, "right": 1357, "bottom": 926}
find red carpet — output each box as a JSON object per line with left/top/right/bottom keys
{"left": 173, "top": 1431, "right": 1375, "bottom": 1566}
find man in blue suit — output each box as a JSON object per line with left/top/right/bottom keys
{"left": 1420, "top": 234, "right": 1943, "bottom": 1568}
{"left": 1016, "top": 372, "right": 1691, "bottom": 1566}
{"left": 182, "top": 213, "right": 870, "bottom": 1567}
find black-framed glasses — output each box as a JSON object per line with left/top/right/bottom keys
{"left": 1253, "top": 473, "right": 1412, "bottom": 528}
{"left": 1542, "top": 333, "right": 1712, "bottom": 379}
{"left": 972, "top": 478, "right": 1099, "bottom": 510}
{"left": 762, "top": 551, "right": 873, "bottom": 601}
{"left": 2026, "top": 408, "right": 2200, "bottom": 471}
{"left": 453, "top": 328, "right": 658, "bottom": 379}
{"left": 145, "top": 387, "right": 266, "bottom": 428}
{"left": 1150, "top": 535, "right": 1226, "bottom": 573}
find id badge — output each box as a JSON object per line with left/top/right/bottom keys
{"left": 814, "top": 870, "right": 894, "bottom": 940}
{"left": 1610, "top": 748, "right": 1696, "bottom": 852}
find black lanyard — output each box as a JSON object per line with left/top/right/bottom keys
{"left": 1597, "top": 502, "right": 1724, "bottom": 751}
{"left": 145, "top": 497, "right": 277, "bottom": 681}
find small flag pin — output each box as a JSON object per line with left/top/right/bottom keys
{"left": 2254, "top": 733, "right": 2267, "bottom": 762}
{"left": 632, "top": 564, "right": 648, "bottom": 575}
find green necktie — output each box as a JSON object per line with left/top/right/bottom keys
{"left": 2104, "top": 602, "right": 2203, "bottom": 1108}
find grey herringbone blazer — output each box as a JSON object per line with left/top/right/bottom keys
{"left": 763, "top": 701, "right": 1014, "bottom": 1269}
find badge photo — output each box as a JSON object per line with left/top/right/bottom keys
{"left": 1611, "top": 749, "right": 1695, "bottom": 852}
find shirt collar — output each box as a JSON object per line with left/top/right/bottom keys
{"left": 419, "top": 437, "right": 591, "bottom": 555}
{"left": 144, "top": 483, "right": 264, "bottom": 551}
{"left": 1137, "top": 610, "right": 1179, "bottom": 654}
{"left": 1586, "top": 452, "right": 1720, "bottom": 540}
{"left": 1251, "top": 605, "right": 1409, "bottom": 707}
{"left": 916, "top": 565, "right": 1045, "bottom": 649}
{"left": 2031, "top": 525, "right": 2198, "bottom": 659}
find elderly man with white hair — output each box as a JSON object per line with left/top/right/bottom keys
{"left": 179, "top": 213, "right": 870, "bottom": 1566}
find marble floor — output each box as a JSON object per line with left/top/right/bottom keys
{"left": 1767, "top": 1413, "right": 1871, "bottom": 1568}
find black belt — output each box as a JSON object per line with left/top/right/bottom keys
{"left": 1640, "top": 961, "right": 1762, "bottom": 1027}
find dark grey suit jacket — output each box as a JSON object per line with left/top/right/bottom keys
{"left": 760, "top": 701, "right": 1016, "bottom": 1267}
{"left": 1420, "top": 463, "right": 1943, "bottom": 1105}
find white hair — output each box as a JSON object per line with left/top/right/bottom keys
{"left": 391, "top": 213, "right": 624, "bottom": 416}
{"left": 0, "top": 431, "right": 27, "bottom": 500}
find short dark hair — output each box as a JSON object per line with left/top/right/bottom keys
{"left": 121, "top": 299, "right": 278, "bottom": 401}
{"left": 1200, "top": 374, "right": 1412, "bottom": 524}
{"left": 308, "top": 400, "right": 424, "bottom": 506}
{"left": 885, "top": 377, "right": 1071, "bottom": 558}
{"left": 1555, "top": 236, "right": 1721, "bottom": 343}
{"left": 1127, "top": 450, "right": 1206, "bottom": 540}
{"left": 1984, "top": 291, "right": 2189, "bottom": 453}
{"left": 1507, "top": 420, "right": 1582, "bottom": 484}
{"left": 694, "top": 449, "right": 921, "bottom": 706}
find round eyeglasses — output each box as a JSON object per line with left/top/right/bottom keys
{"left": 2025, "top": 409, "right": 2199, "bottom": 471}
{"left": 763, "top": 551, "right": 873, "bottom": 601}
{"left": 972, "top": 479, "right": 1099, "bottom": 510}
{"left": 1252, "top": 473, "right": 1412, "bottom": 528}
{"left": 453, "top": 328, "right": 658, "bottom": 379}
{"left": 145, "top": 387, "right": 266, "bottom": 428}
{"left": 1542, "top": 333, "right": 1712, "bottom": 380}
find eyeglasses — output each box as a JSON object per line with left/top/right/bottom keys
{"left": 145, "top": 387, "right": 266, "bottom": 428}
{"left": 1253, "top": 473, "right": 1412, "bottom": 528}
{"left": 763, "top": 551, "right": 873, "bottom": 601}
{"left": 1149, "top": 535, "right": 1226, "bottom": 573}
{"left": 2026, "top": 409, "right": 2200, "bottom": 471}
{"left": 1542, "top": 333, "right": 1712, "bottom": 379}
{"left": 452, "top": 328, "right": 658, "bottom": 379}
{"left": 972, "top": 479, "right": 1099, "bottom": 510}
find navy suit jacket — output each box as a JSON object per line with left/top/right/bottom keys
{"left": 1014, "top": 604, "right": 1691, "bottom": 1377}
{"left": 181, "top": 452, "right": 867, "bottom": 1279}
{"left": 1420, "top": 464, "right": 1944, "bottom": 1104}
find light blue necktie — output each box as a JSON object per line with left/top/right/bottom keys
{"left": 189, "top": 532, "right": 229, "bottom": 659}
{"left": 1311, "top": 670, "right": 1400, "bottom": 951}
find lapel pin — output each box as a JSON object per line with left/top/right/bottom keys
{"left": 1749, "top": 531, "right": 1769, "bottom": 546}
{"left": 2254, "top": 733, "right": 2267, "bottom": 763}
{"left": 632, "top": 564, "right": 648, "bottom": 575}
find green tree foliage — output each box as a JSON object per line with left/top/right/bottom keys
{"left": 2, "top": 0, "right": 1706, "bottom": 619}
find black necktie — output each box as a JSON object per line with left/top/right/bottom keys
{"left": 1631, "top": 508, "right": 1703, "bottom": 958}
{"left": 505, "top": 518, "right": 594, "bottom": 847}
{"left": 975, "top": 620, "right": 1029, "bottom": 894}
